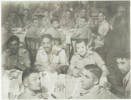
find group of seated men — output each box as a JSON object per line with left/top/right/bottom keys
{"left": 2, "top": 32, "right": 130, "bottom": 99}
{"left": 2, "top": 2, "right": 130, "bottom": 99}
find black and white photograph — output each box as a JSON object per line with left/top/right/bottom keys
{"left": 1, "top": 0, "right": 130, "bottom": 99}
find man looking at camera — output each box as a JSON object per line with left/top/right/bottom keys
{"left": 35, "top": 34, "right": 68, "bottom": 72}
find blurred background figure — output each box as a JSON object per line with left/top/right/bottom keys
{"left": 105, "top": 5, "right": 130, "bottom": 65}
{"left": 22, "top": 8, "right": 31, "bottom": 28}
{"left": 41, "top": 10, "right": 51, "bottom": 29}
{"left": 3, "top": 35, "right": 31, "bottom": 71}
{"left": 60, "top": 10, "right": 74, "bottom": 29}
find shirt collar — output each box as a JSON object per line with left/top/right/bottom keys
{"left": 75, "top": 51, "right": 93, "bottom": 60}
{"left": 99, "top": 20, "right": 106, "bottom": 25}
{"left": 80, "top": 85, "right": 101, "bottom": 96}
{"left": 39, "top": 46, "right": 63, "bottom": 56}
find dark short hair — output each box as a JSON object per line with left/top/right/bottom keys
{"left": 22, "top": 68, "right": 39, "bottom": 82}
{"left": 98, "top": 9, "right": 107, "bottom": 18}
{"left": 56, "top": 65, "right": 69, "bottom": 74}
{"left": 114, "top": 52, "right": 130, "bottom": 59}
{"left": 75, "top": 39, "right": 88, "bottom": 45}
{"left": 80, "top": 17, "right": 87, "bottom": 21}
{"left": 51, "top": 18, "right": 59, "bottom": 24}
{"left": 7, "top": 35, "right": 20, "bottom": 48}
{"left": 65, "top": 9, "right": 72, "bottom": 14}
{"left": 84, "top": 64, "right": 102, "bottom": 80}
{"left": 41, "top": 34, "right": 53, "bottom": 42}
{"left": 54, "top": 38, "right": 62, "bottom": 45}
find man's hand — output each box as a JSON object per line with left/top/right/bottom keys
{"left": 99, "top": 76, "right": 111, "bottom": 89}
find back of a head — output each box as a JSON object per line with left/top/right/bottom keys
{"left": 75, "top": 39, "right": 88, "bottom": 46}
{"left": 57, "top": 65, "right": 69, "bottom": 74}
{"left": 84, "top": 64, "right": 102, "bottom": 80}
{"left": 40, "top": 34, "right": 53, "bottom": 42}
{"left": 7, "top": 35, "right": 20, "bottom": 48}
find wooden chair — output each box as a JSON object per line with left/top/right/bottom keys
{"left": 25, "top": 37, "right": 41, "bottom": 66}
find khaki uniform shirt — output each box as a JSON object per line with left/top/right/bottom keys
{"left": 77, "top": 85, "right": 118, "bottom": 99}
{"left": 98, "top": 20, "right": 110, "bottom": 37}
{"left": 69, "top": 50, "right": 105, "bottom": 75}
{"left": 3, "top": 48, "right": 31, "bottom": 70}
{"left": 36, "top": 46, "right": 68, "bottom": 72}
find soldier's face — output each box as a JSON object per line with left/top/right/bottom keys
{"left": 117, "top": 58, "right": 130, "bottom": 74}
{"left": 18, "top": 48, "right": 26, "bottom": 56}
{"left": 24, "top": 10, "right": 28, "bottom": 16}
{"left": 53, "top": 21, "right": 59, "bottom": 28}
{"left": 27, "top": 73, "right": 41, "bottom": 91}
{"left": 117, "top": 7, "right": 125, "bottom": 17}
{"left": 98, "top": 13, "right": 105, "bottom": 23}
{"left": 42, "top": 38, "right": 52, "bottom": 53}
{"left": 79, "top": 18, "right": 86, "bottom": 27}
{"left": 44, "top": 11, "right": 48, "bottom": 17}
{"left": 80, "top": 70, "right": 95, "bottom": 90}
{"left": 65, "top": 11, "right": 70, "bottom": 18}
{"left": 80, "top": 9, "right": 86, "bottom": 17}
{"left": 9, "top": 40, "right": 19, "bottom": 54}
{"left": 33, "top": 19, "right": 39, "bottom": 25}
{"left": 76, "top": 42, "right": 87, "bottom": 57}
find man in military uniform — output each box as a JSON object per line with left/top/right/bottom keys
{"left": 98, "top": 11, "right": 110, "bottom": 38}
{"left": 2, "top": 36, "right": 31, "bottom": 99}
{"left": 72, "top": 17, "right": 92, "bottom": 40}
{"left": 116, "top": 52, "right": 130, "bottom": 98}
{"left": 40, "top": 18, "right": 61, "bottom": 39}
{"left": 68, "top": 39, "right": 109, "bottom": 87}
{"left": 35, "top": 34, "right": 68, "bottom": 72}
{"left": 77, "top": 64, "right": 118, "bottom": 99}
{"left": 18, "top": 68, "right": 43, "bottom": 99}
{"left": 26, "top": 15, "right": 42, "bottom": 38}
{"left": 3, "top": 35, "right": 31, "bottom": 71}
{"left": 60, "top": 10, "right": 74, "bottom": 29}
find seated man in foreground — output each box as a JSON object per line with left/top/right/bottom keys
{"left": 77, "top": 64, "right": 118, "bottom": 99}
{"left": 35, "top": 34, "right": 68, "bottom": 72}
{"left": 40, "top": 65, "right": 81, "bottom": 99}
{"left": 18, "top": 68, "right": 43, "bottom": 99}
{"left": 116, "top": 52, "right": 130, "bottom": 98}
{"left": 69, "top": 39, "right": 109, "bottom": 86}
